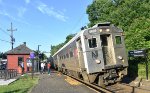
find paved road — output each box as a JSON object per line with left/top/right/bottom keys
{"left": 31, "top": 71, "right": 97, "bottom": 93}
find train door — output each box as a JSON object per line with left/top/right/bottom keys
{"left": 76, "top": 38, "right": 84, "bottom": 68}
{"left": 100, "top": 34, "right": 115, "bottom": 65}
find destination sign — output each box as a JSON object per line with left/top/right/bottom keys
{"left": 88, "top": 29, "right": 97, "bottom": 34}
{"left": 128, "top": 50, "right": 146, "bottom": 57}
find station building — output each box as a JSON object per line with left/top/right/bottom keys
{"left": 6, "top": 42, "right": 33, "bottom": 73}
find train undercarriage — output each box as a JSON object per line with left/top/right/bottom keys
{"left": 56, "top": 65, "right": 127, "bottom": 86}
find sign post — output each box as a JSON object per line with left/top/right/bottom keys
{"left": 128, "top": 49, "right": 149, "bottom": 80}
{"left": 145, "top": 55, "right": 149, "bottom": 80}
{"left": 30, "top": 52, "right": 35, "bottom": 79}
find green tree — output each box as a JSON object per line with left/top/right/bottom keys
{"left": 39, "top": 53, "right": 47, "bottom": 60}
{"left": 86, "top": 0, "right": 150, "bottom": 78}
{"left": 51, "top": 43, "right": 64, "bottom": 56}
{"left": 50, "top": 34, "right": 75, "bottom": 55}
{"left": 64, "top": 34, "right": 76, "bottom": 43}
{"left": 125, "top": 18, "right": 150, "bottom": 50}
{"left": 86, "top": 0, "right": 150, "bottom": 50}
{"left": 0, "top": 52, "right": 7, "bottom": 59}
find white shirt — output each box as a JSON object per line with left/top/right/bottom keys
{"left": 41, "top": 63, "right": 45, "bottom": 68}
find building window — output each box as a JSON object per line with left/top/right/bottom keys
{"left": 88, "top": 38, "right": 97, "bottom": 48}
{"left": 115, "top": 36, "right": 122, "bottom": 44}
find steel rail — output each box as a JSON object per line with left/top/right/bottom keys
{"left": 64, "top": 74, "right": 113, "bottom": 93}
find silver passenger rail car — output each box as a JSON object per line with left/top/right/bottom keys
{"left": 52, "top": 22, "right": 128, "bottom": 86}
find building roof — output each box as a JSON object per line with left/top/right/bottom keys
{"left": 6, "top": 43, "right": 33, "bottom": 55}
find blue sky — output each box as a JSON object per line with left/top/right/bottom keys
{"left": 0, "top": 0, "right": 92, "bottom": 56}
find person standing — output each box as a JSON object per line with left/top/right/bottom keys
{"left": 41, "top": 62, "right": 44, "bottom": 74}
{"left": 21, "top": 62, "right": 24, "bottom": 75}
{"left": 47, "top": 62, "right": 51, "bottom": 75}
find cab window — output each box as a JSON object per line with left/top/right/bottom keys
{"left": 88, "top": 38, "right": 97, "bottom": 48}
{"left": 115, "top": 36, "right": 122, "bottom": 44}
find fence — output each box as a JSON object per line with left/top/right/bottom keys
{"left": 0, "top": 69, "right": 17, "bottom": 80}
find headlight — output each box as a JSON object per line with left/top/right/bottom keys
{"left": 95, "top": 59, "right": 101, "bottom": 64}
{"left": 122, "top": 59, "right": 124, "bottom": 63}
{"left": 106, "top": 29, "right": 110, "bottom": 32}
{"left": 99, "top": 29, "right": 102, "bottom": 32}
{"left": 118, "top": 56, "right": 123, "bottom": 60}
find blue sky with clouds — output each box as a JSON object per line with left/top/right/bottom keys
{"left": 0, "top": 0, "right": 92, "bottom": 56}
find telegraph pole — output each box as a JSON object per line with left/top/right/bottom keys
{"left": 38, "top": 45, "right": 41, "bottom": 72}
{"left": 7, "top": 22, "right": 17, "bottom": 50}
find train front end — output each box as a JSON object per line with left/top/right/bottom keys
{"left": 81, "top": 22, "right": 128, "bottom": 86}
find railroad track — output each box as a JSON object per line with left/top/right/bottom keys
{"left": 62, "top": 73, "right": 150, "bottom": 93}
{"left": 64, "top": 74, "right": 112, "bottom": 93}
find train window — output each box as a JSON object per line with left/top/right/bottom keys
{"left": 77, "top": 39, "right": 82, "bottom": 51}
{"left": 115, "top": 36, "right": 122, "bottom": 44}
{"left": 88, "top": 38, "right": 97, "bottom": 48}
{"left": 64, "top": 55, "right": 66, "bottom": 59}
{"left": 70, "top": 51, "right": 73, "bottom": 57}
{"left": 66, "top": 53, "right": 69, "bottom": 58}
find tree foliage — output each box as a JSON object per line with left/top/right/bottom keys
{"left": 0, "top": 52, "right": 7, "bottom": 59}
{"left": 86, "top": 0, "right": 150, "bottom": 50}
{"left": 34, "top": 50, "right": 47, "bottom": 61}
{"left": 51, "top": 34, "right": 75, "bottom": 55}
{"left": 87, "top": 0, "right": 150, "bottom": 78}
{"left": 126, "top": 18, "right": 150, "bottom": 50}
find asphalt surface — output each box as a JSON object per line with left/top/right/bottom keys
{"left": 31, "top": 71, "right": 97, "bottom": 93}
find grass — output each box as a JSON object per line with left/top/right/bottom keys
{"left": 0, "top": 74, "right": 39, "bottom": 93}
{"left": 138, "top": 63, "right": 150, "bottom": 79}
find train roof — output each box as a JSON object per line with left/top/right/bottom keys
{"left": 52, "top": 22, "right": 122, "bottom": 57}
{"left": 52, "top": 29, "right": 86, "bottom": 57}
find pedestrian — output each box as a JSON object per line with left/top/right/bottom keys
{"left": 21, "top": 62, "right": 24, "bottom": 76}
{"left": 47, "top": 62, "right": 51, "bottom": 75}
{"left": 41, "top": 62, "right": 45, "bottom": 74}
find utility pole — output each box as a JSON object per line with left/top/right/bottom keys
{"left": 7, "top": 22, "right": 17, "bottom": 50}
{"left": 38, "top": 45, "right": 41, "bottom": 72}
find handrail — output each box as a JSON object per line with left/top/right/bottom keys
{"left": 0, "top": 69, "right": 17, "bottom": 80}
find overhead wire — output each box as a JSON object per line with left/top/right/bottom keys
{"left": 70, "top": 0, "right": 92, "bottom": 33}
{"left": 0, "top": 27, "right": 12, "bottom": 44}
{"left": 70, "top": 14, "right": 86, "bottom": 33}
{"left": 0, "top": 27, "right": 10, "bottom": 36}
{"left": 71, "top": 0, "right": 110, "bottom": 33}
{"left": 71, "top": 0, "right": 142, "bottom": 34}
{"left": 0, "top": 39, "right": 11, "bottom": 43}
{"left": 93, "top": 0, "right": 111, "bottom": 19}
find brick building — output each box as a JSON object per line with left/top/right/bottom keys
{"left": 6, "top": 42, "right": 33, "bottom": 73}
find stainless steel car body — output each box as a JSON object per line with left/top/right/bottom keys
{"left": 53, "top": 22, "right": 128, "bottom": 85}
